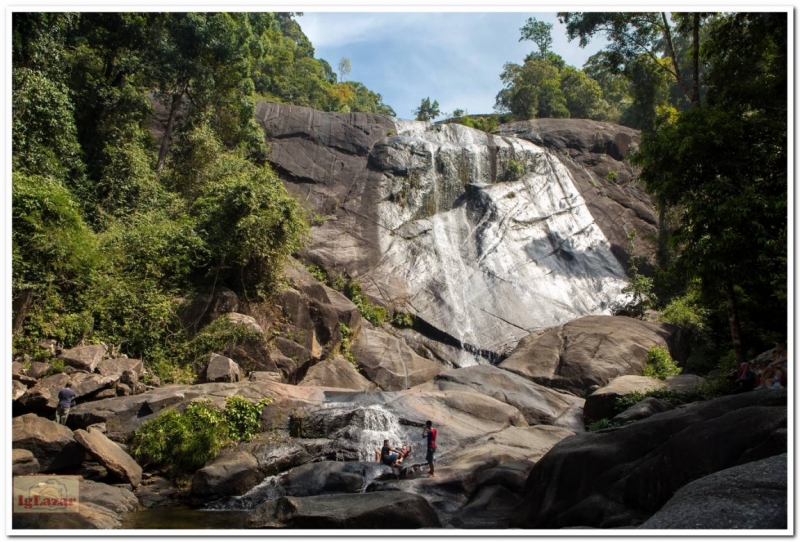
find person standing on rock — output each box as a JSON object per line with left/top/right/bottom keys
{"left": 56, "top": 382, "right": 77, "bottom": 425}
{"left": 423, "top": 420, "right": 437, "bottom": 477}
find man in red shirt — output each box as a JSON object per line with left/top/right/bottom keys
{"left": 423, "top": 420, "right": 437, "bottom": 477}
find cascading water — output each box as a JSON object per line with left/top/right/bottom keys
{"left": 365, "top": 120, "right": 630, "bottom": 363}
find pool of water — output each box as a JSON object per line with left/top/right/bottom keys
{"left": 120, "top": 505, "right": 250, "bottom": 529}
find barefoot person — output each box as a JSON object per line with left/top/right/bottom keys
{"left": 376, "top": 439, "right": 404, "bottom": 467}
{"left": 422, "top": 420, "right": 437, "bottom": 477}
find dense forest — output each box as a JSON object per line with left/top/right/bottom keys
{"left": 11, "top": 12, "right": 787, "bottom": 383}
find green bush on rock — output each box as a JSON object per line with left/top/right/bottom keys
{"left": 642, "top": 346, "right": 681, "bottom": 380}
{"left": 130, "top": 396, "right": 272, "bottom": 478}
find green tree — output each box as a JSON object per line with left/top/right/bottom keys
{"left": 559, "top": 65, "right": 610, "bottom": 120}
{"left": 414, "top": 97, "right": 441, "bottom": 122}
{"left": 633, "top": 13, "right": 787, "bottom": 364}
{"left": 519, "top": 17, "right": 553, "bottom": 60}
{"left": 495, "top": 59, "right": 568, "bottom": 119}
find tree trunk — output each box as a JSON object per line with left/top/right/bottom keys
{"left": 657, "top": 204, "right": 669, "bottom": 268}
{"left": 691, "top": 13, "right": 701, "bottom": 106}
{"left": 12, "top": 289, "right": 33, "bottom": 334}
{"left": 725, "top": 279, "right": 745, "bottom": 366}
{"left": 661, "top": 12, "right": 693, "bottom": 104}
{"left": 155, "top": 89, "right": 184, "bottom": 176}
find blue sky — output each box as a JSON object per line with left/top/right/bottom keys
{"left": 297, "top": 12, "right": 609, "bottom": 120}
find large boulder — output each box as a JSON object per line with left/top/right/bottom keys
{"left": 500, "top": 315, "right": 685, "bottom": 396}
{"left": 512, "top": 389, "right": 787, "bottom": 529}
{"left": 12, "top": 449, "right": 40, "bottom": 475}
{"left": 12, "top": 380, "right": 27, "bottom": 401}
{"left": 191, "top": 451, "right": 261, "bottom": 498}
{"left": 73, "top": 427, "right": 143, "bottom": 487}
{"left": 221, "top": 312, "right": 264, "bottom": 334}
{"left": 205, "top": 353, "right": 242, "bottom": 383}
{"left": 281, "top": 461, "right": 390, "bottom": 497}
{"left": 583, "top": 375, "right": 667, "bottom": 422}
{"left": 351, "top": 325, "right": 442, "bottom": 390}
{"left": 427, "top": 365, "right": 585, "bottom": 431}
{"left": 299, "top": 356, "right": 380, "bottom": 391}
{"left": 18, "top": 372, "right": 116, "bottom": 412}
{"left": 58, "top": 344, "right": 107, "bottom": 372}
{"left": 27, "top": 362, "right": 52, "bottom": 380}
{"left": 247, "top": 491, "right": 441, "bottom": 528}
{"left": 639, "top": 454, "right": 787, "bottom": 529}
{"left": 611, "top": 397, "right": 675, "bottom": 425}
{"left": 96, "top": 358, "right": 144, "bottom": 380}
{"left": 12, "top": 414, "right": 84, "bottom": 472}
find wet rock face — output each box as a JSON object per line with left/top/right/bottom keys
{"left": 258, "top": 103, "right": 638, "bottom": 364}
{"left": 496, "top": 118, "right": 657, "bottom": 270}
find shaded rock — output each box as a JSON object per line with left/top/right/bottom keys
{"left": 79, "top": 479, "right": 138, "bottom": 514}
{"left": 191, "top": 451, "right": 261, "bottom": 498}
{"left": 205, "top": 353, "right": 242, "bottom": 383}
{"left": 474, "top": 460, "right": 535, "bottom": 493}
{"left": 351, "top": 325, "right": 442, "bottom": 390}
{"left": 222, "top": 312, "right": 264, "bottom": 334}
{"left": 12, "top": 414, "right": 84, "bottom": 472}
{"left": 12, "top": 380, "right": 27, "bottom": 401}
{"left": 73, "top": 428, "right": 143, "bottom": 487}
{"left": 250, "top": 371, "right": 283, "bottom": 383}
{"left": 96, "top": 357, "right": 144, "bottom": 380}
{"left": 19, "top": 372, "right": 116, "bottom": 412}
{"left": 135, "top": 475, "right": 182, "bottom": 508}
{"left": 179, "top": 286, "right": 239, "bottom": 335}
{"left": 611, "top": 397, "right": 675, "bottom": 425}
{"left": 512, "top": 389, "right": 787, "bottom": 529}
{"left": 429, "top": 365, "right": 584, "bottom": 431}
{"left": 639, "top": 454, "right": 787, "bottom": 529}
{"left": 13, "top": 502, "right": 121, "bottom": 529}
{"left": 12, "top": 448, "right": 40, "bottom": 475}
{"left": 27, "top": 362, "right": 51, "bottom": 380}
{"left": 242, "top": 440, "right": 314, "bottom": 476}
{"left": 248, "top": 491, "right": 441, "bottom": 528}
{"left": 282, "top": 461, "right": 388, "bottom": 497}
{"left": 454, "top": 484, "right": 523, "bottom": 528}
{"left": 583, "top": 375, "right": 667, "bottom": 422}
{"left": 666, "top": 374, "right": 706, "bottom": 392}
{"left": 500, "top": 316, "right": 683, "bottom": 396}
{"left": 299, "top": 356, "right": 379, "bottom": 391}
{"left": 58, "top": 344, "right": 107, "bottom": 372}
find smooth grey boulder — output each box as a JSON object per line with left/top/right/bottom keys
{"left": 351, "top": 325, "right": 442, "bottom": 390}
{"left": 12, "top": 448, "right": 40, "bottom": 475}
{"left": 58, "top": 344, "right": 107, "bottom": 372}
{"left": 249, "top": 371, "right": 283, "bottom": 383}
{"left": 282, "top": 461, "right": 388, "bottom": 497}
{"left": 427, "top": 365, "right": 585, "bottom": 431}
{"left": 73, "top": 427, "right": 143, "bottom": 487}
{"left": 299, "top": 356, "right": 379, "bottom": 391}
{"left": 666, "top": 374, "right": 706, "bottom": 392}
{"left": 12, "top": 414, "right": 84, "bottom": 472}
{"left": 611, "top": 397, "right": 675, "bottom": 425}
{"left": 639, "top": 454, "right": 787, "bottom": 529}
{"left": 583, "top": 375, "right": 667, "bottom": 422}
{"left": 500, "top": 315, "right": 684, "bottom": 397}
{"left": 79, "top": 479, "right": 139, "bottom": 514}
{"left": 221, "top": 312, "right": 264, "bottom": 334}
{"left": 96, "top": 357, "right": 144, "bottom": 380}
{"left": 248, "top": 491, "right": 441, "bottom": 528}
{"left": 241, "top": 440, "right": 314, "bottom": 477}
{"left": 191, "top": 451, "right": 261, "bottom": 498}
{"left": 512, "top": 389, "right": 787, "bottom": 529}
{"left": 205, "top": 353, "right": 242, "bottom": 383}
{"left": 474, "top": 460, "right": 535, "bottom": 493}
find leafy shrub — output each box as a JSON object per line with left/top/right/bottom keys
{"left": 621, "top": 230, "right": 656, "bottom": 317}
{"left": 130, "top": 396, "right": 272, "bottom": 478}
{"left": 305, "top": 264, "right": 328, "bottom": 284}
{"left": 659, "top": 287, "right": 709, "bottom": 340}
{"left": 585, "top": 418, "right": 618, "bottom": 432}
{"left": 642, "top": 346, "right": 682, "bottom": 380}
{"left": 344, "top": 281, "right": 386, "bottom": 326}
{"left": 501, "top": 158, "right": 526, "bottom": 181}
{"left": 391, "top": 311, "right": 415, "bottom": 328}
{"left": 223, "top": 396, "right": 272, "bottom": 442}
{"left": 338, "top": 323, "right": 358, "bottom": 369}
{"left": 606, "top": 171, "right": 618, "bottom": 181}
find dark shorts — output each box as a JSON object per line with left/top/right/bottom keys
{"left": 382, "top": 453, "right": 398, "bottom": 466}
{"left": 426, "top": 447, "right": 436, "bottom": 463}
